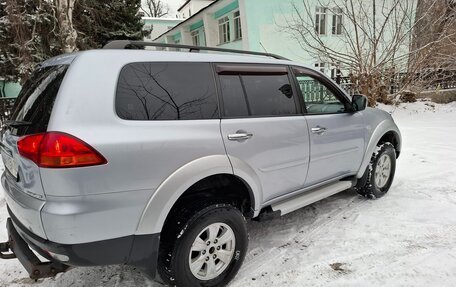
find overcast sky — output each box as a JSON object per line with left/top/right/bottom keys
{"left": 164, "top": 0, "right": 183, "bottom": 16}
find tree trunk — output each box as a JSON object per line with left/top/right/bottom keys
{"left": 55, "top": 0, "right": 77, "bottom": 53}
{"left": 1, "top": 81, "right": 5, "bottom": 98}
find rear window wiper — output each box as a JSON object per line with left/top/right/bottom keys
{"left": 3, "top": 120, "right": 32, "bottom": 128}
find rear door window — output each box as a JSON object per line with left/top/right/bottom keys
{"left": 219, "top": 75, "right": 249, "bottom": 117}
{"left": 241, "top": 74, "right": 296, "bottom": 116}
{"left": 218, "top": 65, "right": 298, "bottom": 117}
{"left": 10, "top": 65, "right": 68, "bottom": 136}
{"left": 116, "top": 62, "right": 219, "bottom": 120}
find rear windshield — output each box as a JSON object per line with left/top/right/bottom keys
{"left": 10, "top": 65, "right": 68, "bottom": 136}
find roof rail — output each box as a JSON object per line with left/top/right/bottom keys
{"left": 102, "top": 40, "right": 289, "bottom": 60}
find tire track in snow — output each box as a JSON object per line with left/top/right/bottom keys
{"left": 236, "top": 191, "right": 369, "bottom": 280}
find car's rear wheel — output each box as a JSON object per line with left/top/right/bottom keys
{"left": 355, "top": 142, "right": 396, "bottom": 199}
{"left": 158, "top": 204, "right": 248, "bottom": 287}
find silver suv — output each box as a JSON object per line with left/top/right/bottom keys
{"left": 0, "top": 41, "right": 401, "bottom": 287}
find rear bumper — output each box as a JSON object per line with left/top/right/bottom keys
{"left": 1, "top": 217, "right": 69, "bottom": 279}
{"left": 1, "top": 171, "right": 47, "bottom": 238}
{"left": 2, "top": 208, "right": 160, "bottom": 279}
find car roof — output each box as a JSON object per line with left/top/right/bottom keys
{"left": 41, "top": 49, "right": 312, "bottom": 69}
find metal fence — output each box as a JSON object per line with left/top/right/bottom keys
{"left": 335, "top": 69, "right": 456, "bottom": 95}
{"left": 298, "top": 80, "right": 334, "bottom": 102}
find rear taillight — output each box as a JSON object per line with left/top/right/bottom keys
{"left": 17, "top": 132, "right": 107, "bottom": 168}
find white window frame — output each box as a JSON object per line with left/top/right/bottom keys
{"left": 330, "top": 62, "right": 341, "bottom": 79}
{"left": 315, "top": 62, "right": 326, "bottom": 74}
{"left": 332, "top": 8, "right": 343, "bottom": 35}
{"left": 315, "top": 7, "right": 328, "bottom": 35}
{"left": 191, "top": 30, "right": 200, "bottom": 46}
{"left": 233, "top": 10, "right": 242, "bottom": 40}
{"left": 218, "top": 16, "right": 230, "bottom": 44}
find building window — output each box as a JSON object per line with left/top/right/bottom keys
{"left": 315, "top": 62, "right": 326, "bottom": 74}
{"left": 332, "top": 8, "right": 343, "bottom": 35}
{"left": 315, "top": 7, "right": 327, "bottom": 35}
{"left": 218, "top": 16, "right": 230, "bottom": 44}
{"left": 191, "top": 30, "right": 200, "bottom": 46}
{"left": 234, "top": 11, "right": 242, "bottom": 40}
{"left": 330, "top": 62, "right": 341, "bottom": 80}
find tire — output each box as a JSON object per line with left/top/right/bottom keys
{"left": 355, "top": 142, "right": 396, "bottom": 199}
{"left": 158, "top": 204, "right": 248, "bottom": 287}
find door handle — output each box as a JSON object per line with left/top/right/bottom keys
{"left": 311, "top": 126, "right": 327, "bottom": 134}
{"left": 228, "top": 131, "right": 253, "bottom": 141}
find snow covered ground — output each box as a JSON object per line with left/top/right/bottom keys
{"left": 1, "top": 100, "right": 456, "bottom": 287}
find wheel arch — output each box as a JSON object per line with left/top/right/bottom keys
{"left": 357, "top": 119, "right": 402, "bottom": 178}
{"left": 135, "top": 155, "right": 262, "bottom": 235}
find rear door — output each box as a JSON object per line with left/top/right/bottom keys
{"left": 0, "top": 65, "right": 68, "bottom": 237}
{"left": 292, "top": 67, "right": 365, "bottom": 186}
{"left": 218, "top": 64, "right": 310, "bottom": 202}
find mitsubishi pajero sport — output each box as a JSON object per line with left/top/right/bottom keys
{"left": 0, "top": 41, "right": 401, "bottom": 287}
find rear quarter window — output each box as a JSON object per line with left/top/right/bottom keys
{"left": 10, "top": 65, "right": 68, "bottom": 136}
{"left": 116, "top": 62, "right": 219, "bottom": 120}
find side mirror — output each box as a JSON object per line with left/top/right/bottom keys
{"left": 351, "top": 94, "right": 368, "bottom": 111}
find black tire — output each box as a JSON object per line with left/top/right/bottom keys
{"left": 355, "top": 142, "right": 396, "bottom": 199}
{"left": 158, "top": 204, "right": 248, "bottom": 287}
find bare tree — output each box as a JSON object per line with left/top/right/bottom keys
{"left": 283, "top": 0, "right": 456, "bottom": 106}
{"left": 410, "top": 0, "right": 456, "bottom": 88}
{"left": 3, "top": 0, "right": 43, "bottom": 82}
{"left": 141, "top": 0, "right": 169, "bottom": 18}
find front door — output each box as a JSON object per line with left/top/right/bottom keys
{"left": 217, "top": 64, "right": 310, "bottom": 202}
{"left": 292, "top": 67, "right": 365, "bottom": 186}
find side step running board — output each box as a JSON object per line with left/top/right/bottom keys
{"left": 271, "top": 181, "right": 353, "bottom": 215}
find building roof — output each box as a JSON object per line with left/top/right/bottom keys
{"left": 177, "top": 0, "right": 191, "bottom": 12}
{"left": 142, "top": 17, "right": 183, "bottom": 22}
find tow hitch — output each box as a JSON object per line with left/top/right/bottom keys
{"left": 0, "top": 241, "right": 16, "bottom": 259}
{"left": 0, "top": 218, "right": 69, "bottom": 280}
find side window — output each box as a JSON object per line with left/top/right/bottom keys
{"left": 220, "top": 75, "right": 248, "bottom": 117}
{"left": 295, "top": 74, "right": 346, "bottom": 114}
{"left": 220, "top": 73, "right": 297, "bottom": 117}
{"left": 242, "top": 75, "right": 296, "bottom": 116}
{"left": 116, "top": 62, "right": 218, "bottom": 120}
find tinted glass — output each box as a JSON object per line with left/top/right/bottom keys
{"left": 116, "top": 62, "right": 218, "bottom": 120}
{"left": 220, "top": 75, "right": 248, "bottom": 117}
{"left": 241, "top": 74, "right": 296, "bottom": 116}
{"left": 295, "top": 74, "right": 345, "bottom": 114}
{"left": 10, "top": 65, "right": 68, "bottom": 136}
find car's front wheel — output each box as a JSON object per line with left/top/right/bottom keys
{"left": 158, "top": 204, "right": 248, "bottom": 287}
{"left": 355, "top": 142, "right": 396, "bottom": 199}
